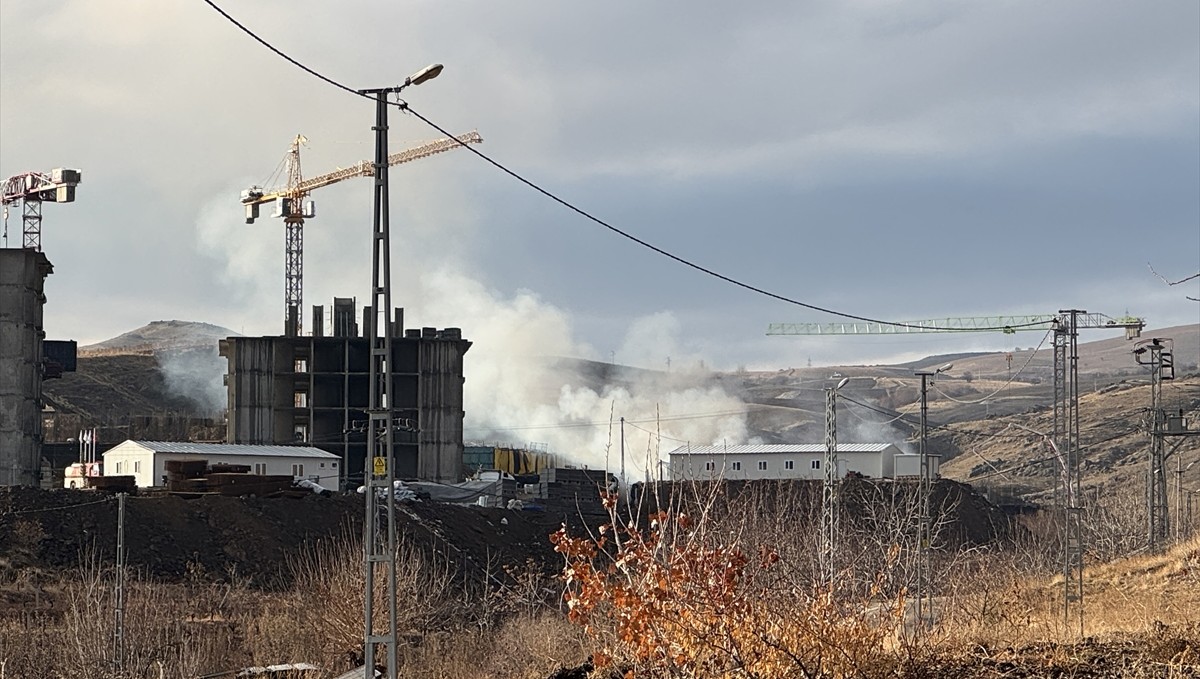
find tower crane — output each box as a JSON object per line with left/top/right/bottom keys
{"left": 1, "top": 168, "right": 82, "bottom": 250}
{"left": 767, "top": 312, "right": 1145, "bottom": 339}
{"left": 241, "top": 131, "right": 482, "bottom": 336}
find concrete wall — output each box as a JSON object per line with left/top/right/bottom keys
{"left": 417, "top": 329, "right": 468, "bottom": 483}
{"left": 0, "top": 249, "right": 52, "bottom": 486}
{"left": 219, "top": 337, "right": 294, "bottom": 444}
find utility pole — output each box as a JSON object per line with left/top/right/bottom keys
{"left": 1133, "top": 338, "right": 1173, "bottom": 549}
{"left": 1054, "top": 310, "right": 1084, "bottom": 637}
{"left": 1177, "top": 456, "right": 1187, "bottom": 541}
{"left": 113, "top": 492, "right": 126, "bottom": 670}
{"left": 360, "top": 85, "right": 401, "bottom": 679}
{"left": 821, "top": 378, "right": 847, "bottom": 588}
{"left": 619, "top": 416, "right": 626, "bottom": 496}
{"left": 357, "top": 63, "right": 442, "bottom": 679}
{"left": 913, "top": 364, "right": 949, "bottom": 631}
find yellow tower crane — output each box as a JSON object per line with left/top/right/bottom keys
{"left": 241, "top": 130, "right": 483, "bottom": 336}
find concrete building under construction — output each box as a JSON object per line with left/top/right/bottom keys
{"left": 0, "top": 249, "right": 53, "bottom": 485}
{"left": 220, "top": 299, "right": 470, "bottom": 487}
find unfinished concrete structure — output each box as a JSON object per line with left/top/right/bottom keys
{"left": 220, "top": 301, "right": 470, "bottom": 487}
{"left": 0, "top": 249, "right": 52, "bottom": 485}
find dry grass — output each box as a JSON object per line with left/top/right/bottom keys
{"left": 0, "top": 536, "right": 587, "bottom": 679}
{"left": 1065, "top": 533, "right": 1199, "bottom": 637}
{"left": 551, "top": 481, "right": 1200, "bottom": 678}
{"left": 2, "top": 488, "right": 1197, "bottom": 678}
{"left": 932, "top": 534, "right": 1200, "bottom": 654}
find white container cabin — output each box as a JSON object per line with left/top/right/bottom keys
{"left": 102, "top": 440, "right": 340, "bottom": 489}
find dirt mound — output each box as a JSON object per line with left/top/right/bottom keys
{"left": 0, "top": 487, "right": 596, "bottom": 592}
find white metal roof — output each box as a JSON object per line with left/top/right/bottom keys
{"left": 109, "top": 441, "right": 339, "bottom": 459}
{"left": 668, "top": 443, "right": 896, "bottom": 456}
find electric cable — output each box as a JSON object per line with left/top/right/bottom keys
{"left": 197, "top": 0, "right": 1057, "bottom": 334}
{"left": 3, "top": 496, "right": 114, "bottom": 515}
{"left": 963, "top": 426, "right": 1144, "bottom": 484}
{"left": 839, "top": 394, "right": 921, "bottom": 427}
{"left": 624, "top": 419, "right": 696, "bottom": 445}
{"left": 930, "top": 328, "right": 1053, "bottom": 405}
{"left": 841, "top": 397, "right": 920, "bottom": 427}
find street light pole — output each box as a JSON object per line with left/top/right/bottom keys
{"left": 913, "top": 363, "right": 950, "bottom": 632}
{"left": 358, "top": 63, "right": 442, "bottom": 679}
{"left": 821, "top": 377, "right": 850, "bottom": 588}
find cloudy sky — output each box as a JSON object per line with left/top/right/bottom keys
{"left": 3, "top": 0, "right": 1198, "bottom": 372}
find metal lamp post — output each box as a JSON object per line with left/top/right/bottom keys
{"left": 821, "top": 376, "right": 850, "bottom": 587}
{"left": 357, "top": 63, "right": 442, "bottom": 679}
{"left": 913, "top": 362, "right": 951, "bottom": 631}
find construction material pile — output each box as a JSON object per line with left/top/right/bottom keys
{"left": 539, "top": 467, "right": 618, "bottom": 515}
{"left": 165, "top": 459, "right": 298, "bottom": 497}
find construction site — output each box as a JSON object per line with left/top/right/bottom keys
{"left": 4, "top": 191, "right": 1198, "bottom": 675}
{"left": 3, "top": 3, "right": 1200, "bottom": 678}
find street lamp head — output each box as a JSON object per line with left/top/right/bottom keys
{"left": 937, "top": 363, "right": 954, "bottom": 374}
{"left": 406, "top": 63, "right": 444, "bottom": 87}
{"left": 836, "top": 377, "right": 850, "bottom": 390}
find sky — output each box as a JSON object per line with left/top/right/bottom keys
{"left": 3, "top": 0, "right": 1198, "bottom": 377}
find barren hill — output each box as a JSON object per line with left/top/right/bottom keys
{"left": 41, "top": 321, "right": 234, "bottom": 439}
{"left": 79, "top": 320, "right": 237, "bottom": 356}
{"left": 936, "top": 374, "right": 1200, "bottom": 503}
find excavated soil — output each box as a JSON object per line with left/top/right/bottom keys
{"left": 0, "top": 487, "right": 595, "bottom": 596}
{"left": 0, "top": 477, "right": 1013, "bottom": 594}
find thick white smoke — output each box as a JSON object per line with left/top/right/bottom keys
{"left": 408, "top": 268, "right": 750, "bottom": 474}
{"left": 159, "top": 348, "right": 227, "bottom": 414}
{"left": 842, "top": 398, "right": 916, "bottom": 454}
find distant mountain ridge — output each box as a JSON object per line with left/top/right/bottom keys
{"left": 79, "top": 320, "right": 238, "bottom": 356}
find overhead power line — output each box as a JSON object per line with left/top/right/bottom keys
{"left": 4, "top": 497, "right": 114, "bottom": 515}
{"left": 198, "top": 0, "right": 1052, "bottom": 334}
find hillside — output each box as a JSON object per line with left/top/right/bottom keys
{"left": 78, "top": 320, "right": 238, "bottom": 355}
{"left": 41, "top": 321, "right": 234, "bottom": 440}
{"left": 936, "top": 374, "right": 1200, "bottom": 502}
{"left": 39, "top": 321, "right": 1200, "bottom": 500}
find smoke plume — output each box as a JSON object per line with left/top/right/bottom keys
{"left": 408, "top": 268, "right": 750, "bottom": 474}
